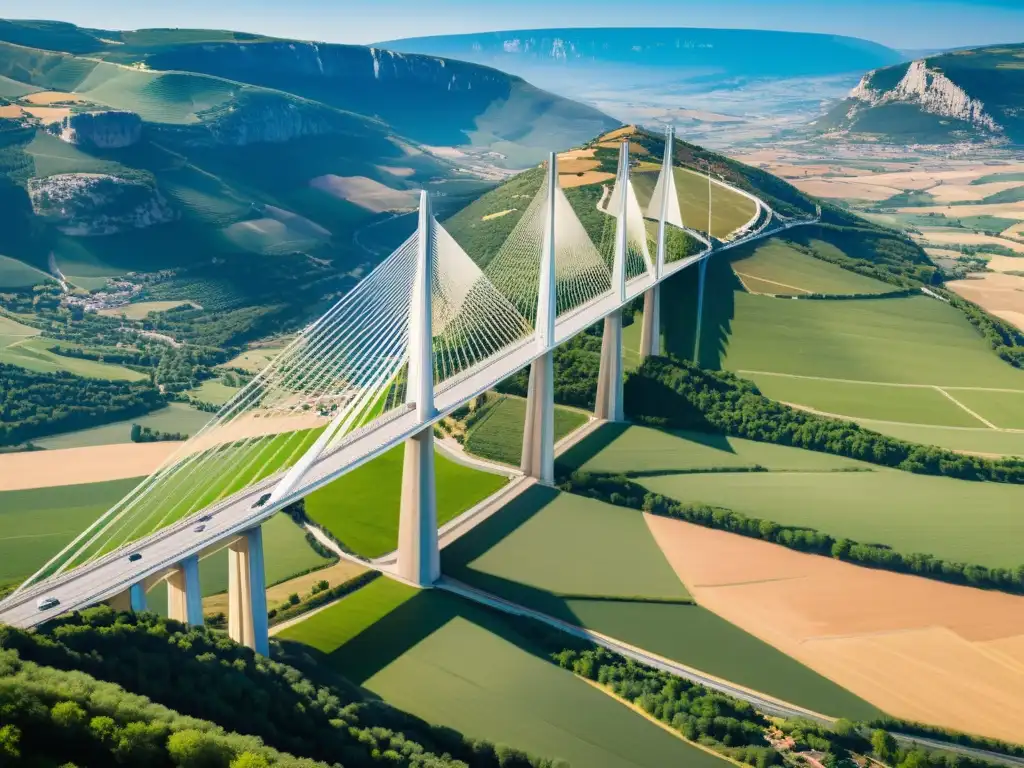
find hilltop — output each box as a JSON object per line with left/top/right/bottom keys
{"left": 813, "top": 43, "right": 1024, "bottom": 145}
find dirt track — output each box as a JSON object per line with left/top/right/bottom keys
{"left": 646, "top": 515, "right": 1024, "bottom": 742}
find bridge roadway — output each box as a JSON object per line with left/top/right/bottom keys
{"left": 0, "top": 204, "right": 817, "bottom": 630}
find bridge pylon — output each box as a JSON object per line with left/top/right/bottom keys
{"left": 228, "top": 526, "right": 269, "bottom": 655}
{"left": 397, "top": 191, "right": 441, "bottom": 587}
{"left": 167, "top": 555, "right": 203, "bottom": 627}
{"left": 595, "top": 141, "right": 629, "bottom": 422}
{"left": 640, "top": 125, "right": 675, "bottom": 361}
{"left": 521, "top": 153, "right": 558, "bottom": 484}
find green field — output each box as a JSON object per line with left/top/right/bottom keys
{"left": 857, "top": 420, "right": 1024, "bottom": 457}
{"left": 560, "top": 423, "right": 863, "bottom": 474}
{"left": 305, "top": 445, "right": 508, "bottom": 558}
{"left": 26, "top": 131, "right": 127, "bottom": 178}
{"left": 219, "top": 342, "right": 289, "bottom": 373}
{"left": 748, "top": 373, "right": 987, "bottom": 427}
{"left": 632, "top": 166, "right": 756, "bottom": 239}
{"left": 0, "top": 477, "right": 140, "bottom": 588}
{"left": 0, "top": 314, "right": 40, "bottom": 348}
{"left": 0, "top": 336, "right": 147, "bottom": 380}
{"left": 729, "top": 239, "right": 894, "bottom": 296}
{"left": 280, "top": 579, "right": 728, "bottom": 768}
{"left": 566, "top": 423, "right": 1024, "bottom": 570}
{"left": 463, "top": 395, "right": 589, "bottom": 466}
{"left": 0, "top": 255, "right": 50, "bottom": 289}
{"left": 190, "top": 377, "right": 242, "bottom": 406}
{"left": 945, "top": 388, "right": 1024, "bottom": 429}
{"left": 74, "top": 62, "right": 238, "bottom": 125}
{"left": 145, "top": 512, "right": 331, "bottom": 614}
{"left": 0, "top": 73, "right": 39, "bottom": 98}
{"left": 718, "top": 293, "right": 1024, "bottom": 388}
{"left": 640, "top": 469, "right": 1024, "bottom": 569}
{"left": 32, "top": 403, "right": 212, "bottom": 449}
{"left": 441, "top": 485, "right": 878, "bottom": 719}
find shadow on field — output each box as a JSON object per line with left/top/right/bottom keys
{"left": 556, "top": 422, "right": 630, "bottom": 472}
{"left": 662, "top": 250, "right": 738, "bottom": 370}
{"left": 302, "top": 585, "right": 587, "bottom": 689}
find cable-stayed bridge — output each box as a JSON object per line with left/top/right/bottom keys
{"left": 0, "top": 131, "right": 818, "bottom": 650}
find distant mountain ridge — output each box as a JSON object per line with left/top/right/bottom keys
{"left": 0, "top": 19, "right": 616, "bottom": 165}
{"left": 814, "top": 43, "right": 1024, "bottom": 144}
{"left": 379, "top": 27, "right": 905, "bottom": 148}
{"left": 379, "top": 27, "right": 903, "bottom": 82}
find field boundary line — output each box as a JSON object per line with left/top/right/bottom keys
{"left": 738, "top": 369, "right": 1024, "bottom": 394}
{"left": 783, "top": 402, "right": 1024, "bottom": 433}
{"left": 578, "top": 676, "right": 744, "bottom": 766}
{"left": 732, "top": 271, "right": 812, "bottom": 294}
{"left": 935, "top": 388, "right": 999, "bottom": 429}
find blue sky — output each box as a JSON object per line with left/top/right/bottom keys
{"left": 6, "top": 0, "right": 1023, "bottom": 50}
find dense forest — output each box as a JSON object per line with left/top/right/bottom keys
{"left": 0, "top": 608, "right": 563, "bottom": 768}
{"left": 0, "top": 364, "right": 166, "bottom": 446}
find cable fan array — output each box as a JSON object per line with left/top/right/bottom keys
{"left": 18, "top": 235, "right": 422, "bottom": 591}
{"left": 14, "top": 136, "right": 698, "bottom": 599}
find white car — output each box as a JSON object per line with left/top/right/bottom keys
{"left": 36, "top": 596, "right": 59, "bottom": 611}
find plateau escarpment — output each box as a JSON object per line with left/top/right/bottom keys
{"left": 53, "top": 110, "right": 142, "bottom": 148}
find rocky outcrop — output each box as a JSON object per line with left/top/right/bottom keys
{"left": 849, "top": 60, "right": 1002, "bottom": 134}
{"left": 186, "top": 92, "right": 369, "bottom": 146}
{"left": 55, "top": 111, "right": 143, "bottom": 148}
{"left": 28, "top": 174, "right": 175, "bottom": 236}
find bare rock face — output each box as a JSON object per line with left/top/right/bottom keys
{"left": 56, "top": 111, "right": 143, "bottom": 149}
{"left": 28, "top": 174, "right": 175, "bottom": 236}
{"left": 850, "top": 60, "right": 1001, "bottom": 134}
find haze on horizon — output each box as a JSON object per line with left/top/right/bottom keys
{"left": 4, "top": 0, "right": 1023, "bottom": 51}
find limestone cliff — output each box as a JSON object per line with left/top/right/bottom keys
{"left": 28, "top": 174, "right": 175, "bottom": 235}
{"left": 54, "top": 111, "right": 143, "bottom": 149}
{"left": 848, "top": 60, "right": 1001, "bottom": 134}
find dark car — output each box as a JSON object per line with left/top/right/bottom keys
{"left": 251, "top": 492, "right": 272, "bottom": 509}
{"left": 128, "top": 553, "right": 142, "bottom": 562}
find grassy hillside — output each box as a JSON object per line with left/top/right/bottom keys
{"left": 0, "top": 18, "right": 618, "bottom": 447}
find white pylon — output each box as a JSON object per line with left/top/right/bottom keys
{"left": 641, "top": 125, "right": 674, "bottom": 360}
{"left": 397, "top": 190, "right": 440, "bottom": 587}
{"left": 612, "top": 140, "right": 629, "bottom": 303}
{"left": 407, "top": 190, "right": 435, "bottom": 420}
{"left": 521, "top": 153, "right": 557, "bottom": 483}
{"left": 595, "top": 141, "right": 628, "bottom": 422}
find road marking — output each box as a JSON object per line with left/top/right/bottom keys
{"left": 935, "top": 387, "right": 999, "bottom": 429}
{"left": 738, "top": 369, "right": 1024, "bottom": 394}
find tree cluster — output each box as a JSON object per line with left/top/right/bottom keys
{"left": 0, "top": 645, "right": 332, "bottom": 768}
{"left": 624, "top": 356, "right": 1024, "bottom": 484}
{"left": 0, "top": 608, "right": 565, "bottom": 768}
{"left": 0, "top": 363, "right": 166, "bottom": 445}
{"left": 130, "top": 423, "right": 188, "bottom": 443}
{"left": 553, "top": 646, "right": 780, "bottom": 767}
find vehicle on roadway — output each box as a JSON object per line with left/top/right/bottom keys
{"left": 198, "top": 514, "right": 212, "bottom": 522}
{"left": 193, "top": 524, "right": 206, "bottom": 533}
{"left": 36, "top": 596, "right": 59, "bottom": 611}
{"left": 128, "top": 553, "right": 142, "bottom": 562}
{"left": 251, "top": 493, "right": 272, "bottom": 509}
